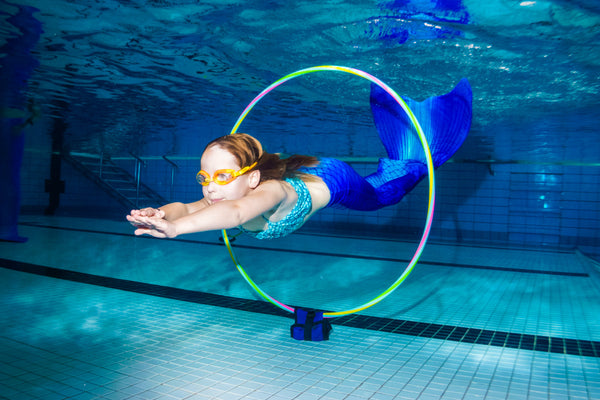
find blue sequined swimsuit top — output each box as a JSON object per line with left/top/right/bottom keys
{"left": 240, "top": 177, "right": 312, "bottom": 240}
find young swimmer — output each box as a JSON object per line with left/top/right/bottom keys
{"left": 127, "top": 79, "right": 472, "bottom": 239}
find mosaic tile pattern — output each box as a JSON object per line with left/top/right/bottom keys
{"left": 1, "top": 217, "right": 599, "bottom": 399}
{"left": 2, "top": 257, "right": 599, "bottom": 360}
{"left": 1, "top": 265, "right": 599, "bottom": 400}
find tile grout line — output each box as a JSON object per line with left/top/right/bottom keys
{"left": 1, "top": 257, "right": 598, "bottom": 358}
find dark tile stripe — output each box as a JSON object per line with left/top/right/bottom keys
{"left": 1, "top": 258, "right": 598, "bottom": 357}
{"left": 19, "top": 223, "right": 589, "bottom": 277}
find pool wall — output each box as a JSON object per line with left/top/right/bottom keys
{"left": 17, "top": 108, "right": 600, "bottom": 262}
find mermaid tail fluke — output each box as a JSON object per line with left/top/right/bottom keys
{"left": 303, "top": 79, "right": 473, "bottom": 211}
{"left": 369, "top": 78, "right": 473, "bottom": 167}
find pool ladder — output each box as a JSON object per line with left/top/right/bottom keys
{"left": 63, "top": 152, "right": 168, "bottom": 209}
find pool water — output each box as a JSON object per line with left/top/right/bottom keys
{"left": 1, "top": 216, "right": 599, "bottom": 399}
{"left": 2, "top": 0, "right": 600, "bottom": 398}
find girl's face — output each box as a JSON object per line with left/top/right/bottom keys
{"left": 200, "top": 145, "right": 257, "bottom": 204}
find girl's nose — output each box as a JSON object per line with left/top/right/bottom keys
{"left": 206, "top": 181, "right": 218, "bottom": 192}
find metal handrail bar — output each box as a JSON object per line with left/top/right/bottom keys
{"left": 129, "top": 153, "right": 147, "bottom": 208}
{"left": 162, "top": 155, "right": 179, "bottom": 201}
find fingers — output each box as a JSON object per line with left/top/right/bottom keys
{"left": 130, "top": 216, "right": 168, "bottom": 233}
{"left": 141, "top": 207, "right": 162, "bottom": 217}
{"left": 126, "top": 214, "right": 146, "bottom": 228}
{"left": 129, "top": 208, "right": 161, "bottom": 218}
{"left": 134, "top": 227, "right": 167, "bottom": 238}
{"left": 127, "top": 213, "right": 158, "bottom": 225}
{"left": 127, "top": 209, "right": 169, "bottom": 238}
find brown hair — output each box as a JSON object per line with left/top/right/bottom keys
{"left": 204, "top": 133, "right": 318, "bottom": 182}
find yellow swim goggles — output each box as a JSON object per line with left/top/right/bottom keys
{"left": 196, "top": 162, "right": 257, "bottom": 186}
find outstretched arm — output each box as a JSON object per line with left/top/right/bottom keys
{"left": 128, "top": 198, "right": 209, "bottom": 222}
{"left": 127, "top": 181, "right": 286, "bottom": 238}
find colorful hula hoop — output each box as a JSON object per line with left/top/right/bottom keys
{"left": 224, "top": 65, "right": 435, "bottom": 318}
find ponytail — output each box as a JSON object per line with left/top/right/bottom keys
{"left": 257, "top": 153, "right": 318, "bottom": 182}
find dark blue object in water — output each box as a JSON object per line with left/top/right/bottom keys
{"left": 367, "top": 0, "right": 470, "bottom": 44}
{"left": 0, "top": 3, "right": 43, "bottom": 242}
{"left": 291, "top": 309, "right": 332, "bottom": 341}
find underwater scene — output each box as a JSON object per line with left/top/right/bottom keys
{"left": 1, "top": 1, "right": 600, "bottom": 399}
{"left": 2, "top": 0, "right": 599, "bottom": 257}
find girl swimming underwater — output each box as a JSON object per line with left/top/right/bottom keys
{"left": 127, "top": 79, "right": 472, "bottom": 239}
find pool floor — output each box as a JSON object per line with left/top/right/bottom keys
{"left": 1, "top": 216, "right": 599, "bottom": 399}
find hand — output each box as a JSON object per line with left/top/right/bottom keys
{"left": 126, "top": 208, "right": 165, "bottom": 228}
{"left": 126, "top": 209, "right": 176, "bottom": 238}
{"left": 129, "top": 207, "right": 165, "bottom": 219}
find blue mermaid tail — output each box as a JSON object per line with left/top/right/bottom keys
{"left": 368, "top": 78, "right": 472, "bottom": 166}
{"left": 303, "top": 79, "right": 473, "bottom": 211}
{"left": 362, "top": 79, "right": 473, "bottom": 206}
